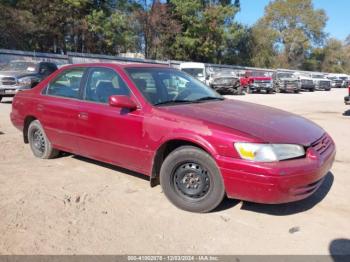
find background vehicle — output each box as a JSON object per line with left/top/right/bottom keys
{"left": 179, "top": 62, "right": 207, "bottom": 84}
{"left": 10, "top": 63, "right": 336, "bottom": 213}
{"left": 273, "top": 71, "right": 300, "bottom": 93}
{"left": 209, "top": 69, "right": 241, "bottom": 95}
{"left": 0, "top": 60, "right": 57, "bottom": 102}
{"left": 345, "top": 84, "right": 350, "bottom": 105}
{"left": 327, "top": 74, "right": 344, "bottom": 88}
{"left": 310, "top": 73, "right": 332, "bottom": 91}
{"left": 294, "top": 72, "right": 315, "bottom": 91}
{"left": 240, "top": 70, "right": 273, "bottom": 93}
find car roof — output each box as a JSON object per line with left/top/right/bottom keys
{"left": 61, "top": 62, "right": 171, "bottom": 70}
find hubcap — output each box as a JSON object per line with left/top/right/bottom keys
{"left": 32, "top": 128, "right": 45, "bottom": 153}
{"left": 173, "top": 162, "right": 210, "bottom": 199}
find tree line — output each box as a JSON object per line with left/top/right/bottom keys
{"left": 0, "top": 0, "right": 349, "bottom": 73}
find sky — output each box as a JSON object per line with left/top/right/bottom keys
{"left": 235, "top": 0, "right": 349, "bottom": 41}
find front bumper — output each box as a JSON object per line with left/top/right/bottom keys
{"left": 0, "top": 85, "right": 28, "bottom": 97}
{"left": 216, "top": 136, "right": 336, "bottom": 204}
{"left": 280, "top": 84, "right": 299, "bottom": 91}
{"left": 250, "top": 84, "right": 273, "bottom": 90}
{"left": 300, "top": 84, "right": 315, "bottom": 90}
{"left": 345, "top": 96, "right": 350, "bottom": 105}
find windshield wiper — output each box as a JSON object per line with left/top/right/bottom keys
{"left": 154, "top": 100, "right": 192, "bottom": 106}
{"left": 195, "top": 96, "right": 224, "bottom": 102}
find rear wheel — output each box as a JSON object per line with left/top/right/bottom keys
{"left": 28, "top": 120, "right": 59, "bottom": 159}
{"left": 0, "top": 96, "right": 2, "bottom": 102}
{"left": 160, "top": 146, "right": 225, "bottom": 213}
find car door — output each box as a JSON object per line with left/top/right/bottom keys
{"left": 39, "top": 67, "right": 86, "bottom": 153}
{"left": 76, "top": 67, "right": 152, "bottom": 174}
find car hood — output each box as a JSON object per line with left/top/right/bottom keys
{"left": 212, "top": 73, "right": 238, "bottom": 79}
{"left": 0, "top": 70, "right": 31, "bottom": 78}
{"left": 280, "top": 77, "right": 298, "bottom": 81}
{"left": 251, "top": 77, "right": 272, "bottom": 81}
{"left": 299, "top": 77, "right": 313, "bottom": 80}
{"left": 159, "top": 99, "right": 324, "bottom": 146}
{"left": 313, "top": 78, "right": 331, "bottom": 82}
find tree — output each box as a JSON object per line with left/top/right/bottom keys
{"left": 135, "top": 0, "right": 181, "bottom": 59}
{"left": 168, "top": 0, "right": 240, "bottom": 63}
{"left": 253, "top": 0, "right": 327, "bottom": 69}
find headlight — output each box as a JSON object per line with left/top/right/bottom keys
{"left": 234, "top": 143, "right": 305, "bottom": 162}
{"left": 17, "top": 77, "right": 33, "bottom": 87}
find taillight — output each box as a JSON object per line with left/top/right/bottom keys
{"left": 348, "top": 84, "right": 350, "bottom": 95}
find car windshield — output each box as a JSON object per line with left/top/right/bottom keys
{"left": 126, "top": 67, "right": 222, "bottom": 106}
{"left": 340, "top": 77, "right": 348, "bottom": 80}
{"left": 2, "top": 61, "right": 37, "bottom": 72}
{"left": 251, "top": 71, "right": 269, "bottom": 77}
{"left": 181, "top": 68, "right": 205, "bottom": 78}
{"left": 277, "top": 72, "right": 294, "bottom": 78}
{"left": 312, "top": 75, "right": 325, "bottom": 79}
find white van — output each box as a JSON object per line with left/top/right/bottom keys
{"left": 179, "top": 62, "right": 207, "bottom": 84}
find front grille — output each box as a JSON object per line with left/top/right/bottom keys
{"left": 319, "top": 81, "right": 331, "bottom": 87}
{"left": 284, "top": 80, "right": 297, "bottom": 85}
{"left": 301, "top": 79, "right": 313, "bottom": 85}
{"left": 311, "top": 134, "right": 332, "bottom": 156}
{"left": 214, "top": 77, "right": 236, "bottom": 85}
{"left": 1, "top": 77, "right": 17, "bottom": 86}
{"left": 255, "top": 80, "right": 271, "bottom": 84}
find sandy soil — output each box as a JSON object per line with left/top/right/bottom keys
{"left": 0, "top": 89, "right": 349, "bottom": 255}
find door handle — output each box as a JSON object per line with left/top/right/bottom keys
{"left": 78, "top": 112, "right": 89, "bottom": 120}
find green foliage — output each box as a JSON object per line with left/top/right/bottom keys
{"left": 252, "top": 0, "right": 328, "bottom": 69}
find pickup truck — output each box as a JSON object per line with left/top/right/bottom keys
{"left": 240, "top": 70, "right": 273, "bottom": 94}
{"left": 273, "top": 71, "right": 300, "bottom": 93}
{"left": 209, "top": 69, "right": 241, "bottom": 95}
{"left": 310, "top": 73, "right": 332, "bottom": 91}
{"left": 0, "top": 60, "right": 57, "bottom": 102}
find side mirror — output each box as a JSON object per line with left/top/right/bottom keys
{"left": 109, "top": 95, "right": 137, "bottom": 111}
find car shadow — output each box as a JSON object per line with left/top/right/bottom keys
{"left": 0, "top": 100, "right": 12, "bottom": 104}
{"left": 57, "top": 153, "right": 334, "bottom": 214}
{"left": 212, "top": 197, "right": 241, "bottom": 212}
{"left": 72, "top": 155, "right": 149, "bottom": 182}
{"left": 239, "top": 172, "right": 334, "bottom": 216}
{"left": 343, "top": 109, "right": 350, "bottom": 116}
{"left": 329, "top": 239, "right": 350, "bottom": 262}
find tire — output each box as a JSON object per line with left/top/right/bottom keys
{"left": 160, "top": 146, "right": 225, "bottom": 213}
{"left": 28, "top": 120, "right": 59, "bottom": 159}
{"left": 0, "top": 96, "right": 2, "bottom": 102}
{"left": 309, "top": 88, "right": 315, "bottom": 92}
{"left": 294, "top": 89, "right": 300, "bottom": 93}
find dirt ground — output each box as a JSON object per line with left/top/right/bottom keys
{"left": 0, "top": 89, "right": 349, "bottom": 255}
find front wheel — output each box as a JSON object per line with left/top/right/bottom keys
{"left": 160, "top": 146, "right": 225, "bottom": 213}
{"left": 28, "top": 120, "right": 59, "bottom": 159}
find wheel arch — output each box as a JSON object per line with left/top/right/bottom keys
{"left": 23, "top": 115, "right": 38, "bottom": 144}
{"left": 150, "top": 138, "right": 216, "bottom": 187}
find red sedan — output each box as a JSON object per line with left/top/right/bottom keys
{"left": 10, "top": 63, "right": 336, "bottom": 212}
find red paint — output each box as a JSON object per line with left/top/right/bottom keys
{"left": 10, "top": 63, "right": 336, "bottom": 204}
{"left": 239, "top": 70, "right": 273, "bottom": 87}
